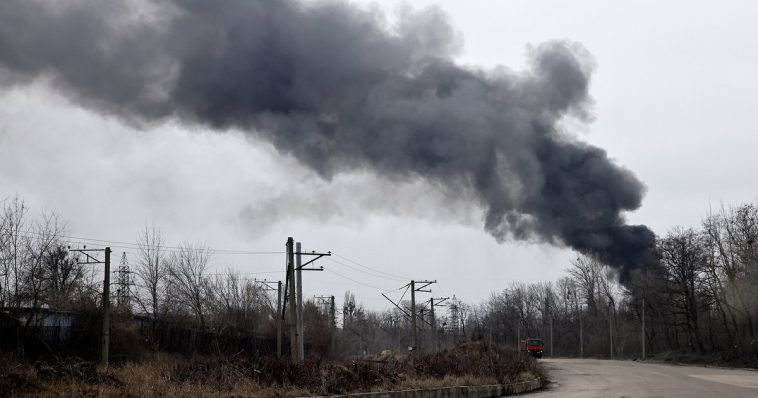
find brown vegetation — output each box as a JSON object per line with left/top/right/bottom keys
{"left": 0, "top": 340, "right": 539, "bottom": 397}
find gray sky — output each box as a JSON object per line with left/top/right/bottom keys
{"left": 1, "top": 0, "right": 757, "bottom": 311}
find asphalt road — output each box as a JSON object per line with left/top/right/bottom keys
{"left": 531, "top": 358, "right": 758, "bottom": 397}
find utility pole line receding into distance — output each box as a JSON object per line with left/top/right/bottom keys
{"left": 381, "top": 280, "right": 437, "bottom": 353}
{"left": 316, "top": 295, "right": 337, "bottom": 354}
{"left": 252, "top": 279, "right": 282, "bottom": 358}
{"left": 429, "top": 297, "right": 448, "bottom": 353}
{"left": 410, "top": 280, "right": 436, "bottom": 352}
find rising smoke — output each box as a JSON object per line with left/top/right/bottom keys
{"left": 0, "top": 0, "right": 655, "bottom": 275}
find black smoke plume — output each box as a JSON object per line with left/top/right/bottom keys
{"left": 0, "top": 0, "right": 655, "bottom": 275}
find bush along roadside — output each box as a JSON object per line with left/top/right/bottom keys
{"left": 0, "top": 339, "right": 543, "bottom": 397}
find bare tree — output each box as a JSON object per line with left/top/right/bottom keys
{"left": 1, "top": 196, "right": 28, "bottom": 308}
{"left": 702, "top": 203, "right": 758, "bottom": 350}
{"left": 43, "top": 245, "right": 84, "bottom": 309}
{"left": 659, "top": 227, "right": 708, "bottom": 352}
{"left": 167, "top": 243, "right": 212, "bottom": 329}
{"left": 568, "top": 255, "right": 601, "bottom": 315}
{"left": 210, "top": 270, "right": 268, "bottom": 332}
{"left": 21, "top": 210, "right": 66, "bottom": 313}
{"left": 134, "top": 224, "right": 168, "bottom": 321}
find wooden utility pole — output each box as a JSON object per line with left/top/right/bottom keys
{"left": 101, "top": 247, "right": 111, "bottom": 368}
{"left": 296, "top": 242, "right": 304, "bottom": 362}
{"left": 286, "top": 238, "right": 297, "bottom": 361}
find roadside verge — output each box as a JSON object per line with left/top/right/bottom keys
{"left": 307, "top": 377, "right": 542, "bottom": 398}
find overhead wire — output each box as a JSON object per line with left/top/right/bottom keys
{"left": 332, "top": 253, "right": 411, "bottom": 281}
{"left": 11, "top": 230, "right": 439, "bottom": 312}
{"left": 15, "top": 229, "right": 283, "bottom": 255}
{"left": 327, "top": 268, "right": 387, "bottom": 291}
{"left": 326, "top": 256, "right": 406, "bottom": 282}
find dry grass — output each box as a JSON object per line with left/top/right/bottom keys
{"left": 0, "top": 341, "right": 541, "bottom": 397}
{"left": 393, "top": 374, "right": 500, "bottom": 390}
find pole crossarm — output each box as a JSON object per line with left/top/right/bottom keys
{"left": 431, "top": 297, "right": 449, "bottom": 307}
{"left": 413, "top": 280, "right": 436, "bottom": 292}
{"left": 253, "top": 279, "right": 280, "bottom": 291}
{"left": 295, "top": 251, "right": 331, "bottom": 270}
{"left": 70, "top": 248, "right": 105, "bottom": 264}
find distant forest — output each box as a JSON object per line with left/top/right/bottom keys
{"left": 1, "top": 194, "right": 756, "bottom": 364}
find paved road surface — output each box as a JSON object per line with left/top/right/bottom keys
{"left": 531, "top": 358, "right": 758, "bottom": 397}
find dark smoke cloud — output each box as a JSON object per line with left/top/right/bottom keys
{"left": 0, "top": 0, "right": 655, "bottom": 274}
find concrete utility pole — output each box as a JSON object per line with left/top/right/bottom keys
{"left": 286, "top": 238, "right": 297, "bottom": 361}
{"left": 428, "top": 297, "right": 448, "bottom": 353}
{"left": 430, "top": 298, "right": 436, "bottom": 353}
{"left": 316, "top": 294, "right": 336, "bottom": 355}
{"left": 282, "top": 238, "right": 330, "bottom": 361}
{"left": 609, "top": 301, "right": 614, "bottom": 359}
{"left": 410, "top": 280, "right": 436, "bottom": 352}
{"left": 642, "top": 295, "right": 646, "bottom": 360}
{"left": 550, "top": 316, "right": 554, "bottom": 357}
{"left": 70, "top": 246, "right": 111, "bottom": 368}
{"left": 419, "top": 308, "right": 425, "bottom": 350}
{"left": 579, "top": 304, "right": 583, "bottom": 358}
{"left": 572, "top": 289, "right": 583, "bottom": 358}
{"left": 296, "top": 242, "right": 304, "bottom": 362}
{"left": 517, "top": 320, "right": 521, "bottom": 356}
{"left": 277, "top": 280, "right": 282, "bottom": 358}
{"left": 101, "top": 247, "right": 111, "bottom": 368}
{"left": 382, "top": 280, "right": 435, "bottom": 353}
{"left": 411, "top": 281, "right": 417, "bottom": 352}
{"left": 330, "top": 295, "right": 336, "bottom": 354}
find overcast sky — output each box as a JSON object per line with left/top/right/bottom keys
{"left": 1, "top": 0, "right": 757, "bottom": 311}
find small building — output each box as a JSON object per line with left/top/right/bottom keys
{"left": 0, "top": 307, "right": 75, "bottom": 348}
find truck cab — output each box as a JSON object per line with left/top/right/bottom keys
{"left": 522, "top": 338, "right": 544, "bottom": 358}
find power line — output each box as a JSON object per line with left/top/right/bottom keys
{"left": 114, "top": 268, "right": 284, "bottom": 277}
{"left": 328, "top": 269, "right": 387, "bottom": 291}
{"left": 326, "top": 257, "right": 407, "bottom": 282}
{"left": 14, "top": 229, "right": 283, "bottom": 255}
{"left": 332, "top": 253, "right": 411, "bottom": 281}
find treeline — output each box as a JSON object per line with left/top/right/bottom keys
{"left": 302, "top": 201, "right": 758, "bottom": 362}
{"left": 0, "top": 196, "right": 286, "bottom": 356}
{"left": 2, "top": 194, "right": 757, "bottom": 363}
{"left": 462, "top": 202, "right": 758, "bottom": 361}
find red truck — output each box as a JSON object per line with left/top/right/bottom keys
{"left": 521, "top": 338, "right": 544, "bottom": 358}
